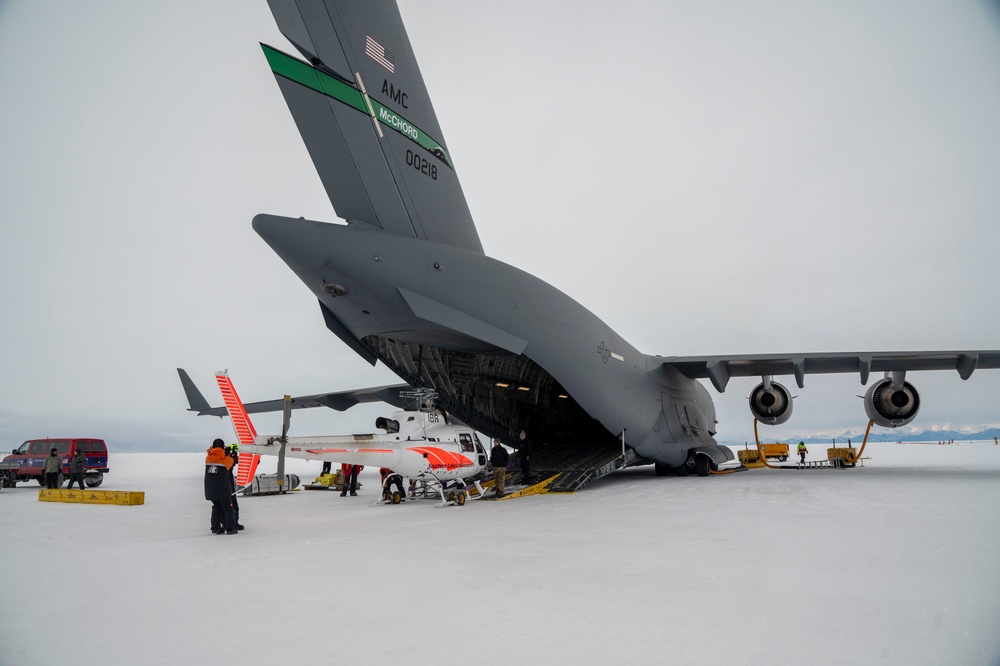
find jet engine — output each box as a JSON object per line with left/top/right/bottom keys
{"left": 749, "top": 381, "right": 793, "bottom": 425}
{"left": 375, "top": 417, "right": 399, "bottom": 433}
{"left": 864, "top": 377, "right": 920, "bottom": 427}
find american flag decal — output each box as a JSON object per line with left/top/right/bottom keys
{"left": 365, "top": 35, "right": 395, "bottom": 73}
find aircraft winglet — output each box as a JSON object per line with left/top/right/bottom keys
{"left": 215, "top": 371, "right": 261, "bottom": 487}
{"left": 177, "top": 368, "right": 212, "bottom": 413}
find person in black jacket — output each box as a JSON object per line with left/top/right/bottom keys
{"left": 67, "top": 449, "right": 87, "bottom": 490}
{"left": 205, "top": 439, "right": 237, "bottom": 535}
{"left": 517, "top": 430, "right": 532, "bottom": 484}
{"left": 490, "top": 439, "right": 510, "bottom": 497}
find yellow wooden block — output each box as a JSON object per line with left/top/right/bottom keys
{"left": 38, "top": 488, "right": 144, "bottom": 506}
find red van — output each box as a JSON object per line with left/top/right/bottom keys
{"left": 1, "top": 438, "right": 110, "bottom": 488}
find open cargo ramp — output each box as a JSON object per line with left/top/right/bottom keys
{"left": 507, "top": 441, "right": 646, "bottom": 493}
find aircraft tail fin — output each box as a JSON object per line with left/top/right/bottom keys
{"left": 214, "top": 372, "right": 262, "bottom": 487}
{"left": 261, "top": 0, "right": 483, "bottom": 254}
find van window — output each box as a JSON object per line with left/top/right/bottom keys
{"left": 53, "top": 441, "right": 70, "bottom": 454}
{"left": 88, "top": 440, "right": 106, "bottom": 453}
{"left": 15, "top": 441, "right": 29, "bottom": 454}
{"left": 28, "top": 441, "right": 48, "bottom": 454}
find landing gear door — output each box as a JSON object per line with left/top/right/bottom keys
{"left": 661, "top": 390, "right": 711, "bottom": 442}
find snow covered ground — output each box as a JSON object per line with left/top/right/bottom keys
{"left": 2, "top": 443, "right": 999, "bottom": 665}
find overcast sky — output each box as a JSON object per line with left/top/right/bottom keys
{"left": 1, "top": 1, "right": 999, "bottom": 451}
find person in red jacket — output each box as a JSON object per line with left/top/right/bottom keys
{"left": 340, "top": 462, "right": 362, "bottom": 497}
{"left": 205, "top": 439, "right": 237, "bottom": 534}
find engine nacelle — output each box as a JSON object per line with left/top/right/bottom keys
{"left": 864, "top": 378, "right": 920, "bottom": 428}
{"left": 749, "top": 381, "right": 793, "bottom": 425}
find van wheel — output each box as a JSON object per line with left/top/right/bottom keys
{"left": 37, "top": 476, "right": 46, "bottom": 486}
{"left": 84, "top": 472, "right": 104, "bottom": 488}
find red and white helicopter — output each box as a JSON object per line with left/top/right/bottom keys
{"left": 213, "top": 372, "right": 492, "bottom": 506}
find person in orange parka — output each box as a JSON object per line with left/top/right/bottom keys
{"left": 205, "top": 439, "right": 237, "bottom": 534}
{"left": 341, "top": 462, "right": 363, "bottom": 497}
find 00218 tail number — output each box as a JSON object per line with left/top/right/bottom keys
{"left": 405, "top": 149, "right": 437, "bottom": 180}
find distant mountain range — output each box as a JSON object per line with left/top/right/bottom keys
{"left": 723, "top": 427, "right": 1000, "bottom": 446}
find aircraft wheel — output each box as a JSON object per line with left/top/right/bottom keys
{"left": 674, "top": 462, "right": 690, "bottom": 477}
{"left": 456, "top": 493, "right": 466, "bottom": 506}
{"left": 654, "top": 462, "right": 670, "bottom": 477}
{"left": 391, "top": 491, "right": 402, "bottom": 504}
{"left": 84, "top": 472, "right": 103, "bottom": 488}
{"left": 694, "top": 455, "right": 710, "bottom": 477}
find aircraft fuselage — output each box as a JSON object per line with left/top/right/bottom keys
{"left": 253, "top": 214, "right": 722, "bottom": 467}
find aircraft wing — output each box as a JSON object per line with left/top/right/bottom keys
{"left": 261, "top": 0, "right": 483, "bottom": 253}
{"left": 177, "top": 368, "right": 410, "bottom": 416}
{"left": 655, "top": 350, "right": 1000, "bottom": 393}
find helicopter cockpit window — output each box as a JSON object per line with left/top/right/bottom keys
{"left": 459, "top": 433, "right": 474, "bottom": 453}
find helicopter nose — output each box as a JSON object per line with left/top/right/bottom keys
{"left": 252, "top": 214, "right": 329, "bottom": 271}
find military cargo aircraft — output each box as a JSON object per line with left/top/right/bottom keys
{"left": 184, "top": 0, "right": 1000, "bottom": 490}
